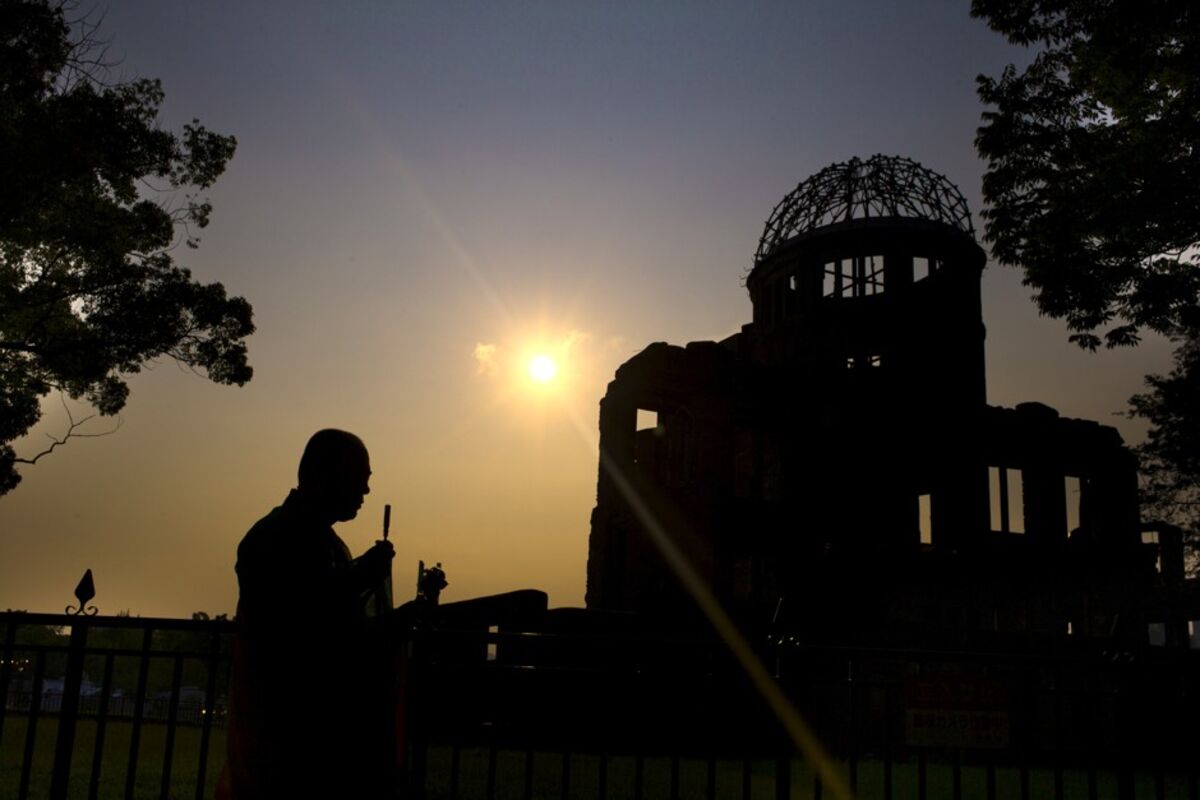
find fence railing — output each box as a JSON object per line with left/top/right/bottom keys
{"left": 402, "top": 621, "right": 1200, "bottom": 800}
{"left": 4, "top": 608, "right": 1200, "bottom": 799}
{"left": 0, "top": 612, "right": 234, "bottom": 800}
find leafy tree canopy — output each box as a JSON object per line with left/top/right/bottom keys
{"left": 973, "top": 0, "right": 1199, "bottom": 557}
{"left": 1129, "top": 335, "right": 1200, "bottom": 538}
{"left": 973, "top": 0, "right": 1200, "bottom": 350}
{"left": 0, "top": 0, "right": 253, "bottom": 494}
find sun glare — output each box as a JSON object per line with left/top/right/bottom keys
{"left": 529, "top": 354, "right": 557, "bottom": 384}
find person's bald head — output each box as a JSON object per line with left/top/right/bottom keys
{"left": 297, "top": 429, "right": 371, "bottom": 522}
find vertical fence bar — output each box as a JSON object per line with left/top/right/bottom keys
{"left": 486, "top": 733, "right": 497, "bottom": 800}
{"left": 1053, "top": 671, "right": 1064, "bottom": 800}
{"left": 670, "top": 753, "right": 680, "bottom": 799}
{"left": 883, "top": 684, "right": 893, "bottom": 800}
{"left": 159, "top": 654, "right": 185, "bottom": 799}
{"left": 918, "top": 751, "right": 927, "bottom": 800}
{"left": 124, "top": 625, "right": 154, "bottom": 800}
{"left": 598, "top": 751, "right": 608, "bottom": 800}
{"left": 847, "top": 658, "right": 857, "bottom": 797}
{"left": 400, "top": 632, "right": 425, "bottom": 799}
{"left": 952, "top": 749, "right": 962, "bottom": 800}
{"left": 0, "top": 616, "right": 16, "bottom": 749}
{"left": 523, "top": 742, "right": 534, "bottom": 800}
{"left": 706, "top": 750, "right": 717, "bottom": 800}
{"left": 18, "top": 649, "right": 47, "bottom": 800}
{"left": 775, "top": 754, "right": 791, "bottom": 800}
{"left": 50, "top": 621, "right": 89, "bottom": 800}
{"left": 89, "top": 653, "right": 115, "bottom": 800}
{"left": 1020, "top": 674, "right": 1032, "bottom": 800}
{"left": 449, "top": 743, "right": 460, "bottom": 800}
{"left": 742, "top": 755, "right": 752, "bottom": 800}
{"left": 1118, "top": 765, "right": 1134, "bottom": 800}
{"left": 560, "top": 750, "right": 570, "bottom": 800}
{"left": 1118, "top": 678, "right": 1134, "bottom": 800}
{"left": 195, "top": 625, "right": 223, "bottom": 800}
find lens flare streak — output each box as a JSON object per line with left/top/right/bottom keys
{"left": 562, "top": 406, "right": 854, "bottom": 800}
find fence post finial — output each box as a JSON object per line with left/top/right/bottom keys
{"left": 66, "top": 569, "right": 98, "bottom": 616}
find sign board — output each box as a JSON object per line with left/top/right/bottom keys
{"left": 904, "top": 674, "right": 1010, "bottom": 748}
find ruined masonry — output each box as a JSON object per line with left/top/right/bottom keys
{"left": 586, "top": 155, "right": 1193, "bottom": 648}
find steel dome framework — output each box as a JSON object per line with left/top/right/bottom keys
{"left": 755, "top": 155, "right": 975, "bottom": 261}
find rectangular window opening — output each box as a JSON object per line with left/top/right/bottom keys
{"left": 634, "top": 408, "right": 660, "bottom": 467}
{"left": 845, "top": 356, "right": 857, "bottom": 369}
{"left": 1143, "top": 530, "right": 1162, "bottom": 573}
{"left": 862, "top": 255, "right": 884, "bottom": 295}
{"left": 914, "top": 257, "right": 930, "bottom": 281}
{"left": 989, "top": 466, "right": 1024, "bottom": 533}
{"left": 868, "top": 354, "right": 882, "bottom": 368}
{"left": 1190, "top": 620, "right": 1199, "bottom": 649}
{"left": 1148, "top": 622, "right": 1166, "bottom": 647}
{"left": 988, "top": 466, "right": 1003, "bottom": 531}
{"left": 918, "top": 494, "right": 932, "bottom": 545}
{"left": 1067, "top": 621, "right": 1074, "bottom": 636}
{"left": 823, "top": 262, "right": 839, "bottom": 298}
{"left": 1065, "top": 475, "right": 1082, "bottom": 535}
{"left": 1007, "top": 469, "right": 1025, "bottom": 533}
{"left": 789, "top": 274, "right": 799, "bottom": 291}
{"left": 487, "top": 624, "right": 499, "bottom": 661}
{"left": 824, "top": 257, "right": 885, "bottom": 297}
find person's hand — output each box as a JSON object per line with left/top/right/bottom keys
{"left": 359, "top": 539, "right": 394, "bottom": 580}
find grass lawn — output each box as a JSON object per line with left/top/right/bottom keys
{"left": 0, "top": 714, "right": 226, "bottom": 799}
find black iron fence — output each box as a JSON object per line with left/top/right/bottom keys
{"left": 0, "top": 612, "right": 233, "bottom": 800}
{"left": 3, "top": 608, "right": 1199, "bottom": 799}
{"left": 402, "top": 617, "right": 1200, "bottom": 800}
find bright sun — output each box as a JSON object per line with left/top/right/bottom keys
{"left": 528, "top": 354, "right": 558, "bottom": 383}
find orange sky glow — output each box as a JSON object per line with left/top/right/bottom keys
{"left": 0, "top": 2, "right": 1174, "bottom": 618}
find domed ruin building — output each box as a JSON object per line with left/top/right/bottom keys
{"left": 586, "top": 155, "right": 1192, "bottom": 647}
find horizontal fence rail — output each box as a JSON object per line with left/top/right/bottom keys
{"left": 3, "top": 609, "right": 1199, "bottom": 799}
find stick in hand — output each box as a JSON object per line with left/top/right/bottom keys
{"left": 374, "top": 503, "right": 394, "bottom": 615}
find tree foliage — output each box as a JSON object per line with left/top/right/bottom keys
{"left": 1129, "top": 336, "right": 1200, "bottom": 538}
{"left": 973, "top": 0, "right": 1200, "bottom": 350}
{"left": 0, "top": 0, "right": 253, "bottom": 494}
{"left": 973, "top": 0, "right": 1200, "bottom": 555}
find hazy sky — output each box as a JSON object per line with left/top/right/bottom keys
{"left": 1, "top": 1, "right": 1174, "bottom": 617}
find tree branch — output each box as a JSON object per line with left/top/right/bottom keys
{"left": 13, "top": 394, "right": 122, "bottom": 466}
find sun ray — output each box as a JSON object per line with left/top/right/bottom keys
{"left": 559, "top": 404, "right": 852, "bottom": 800}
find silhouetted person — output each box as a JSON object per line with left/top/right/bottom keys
{"left": 220, "top": 429, "right": 395, "bottom": 799}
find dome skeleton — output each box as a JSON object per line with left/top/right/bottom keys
{"left": 755, "top": 155, "right": 975, "bottom": 263}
